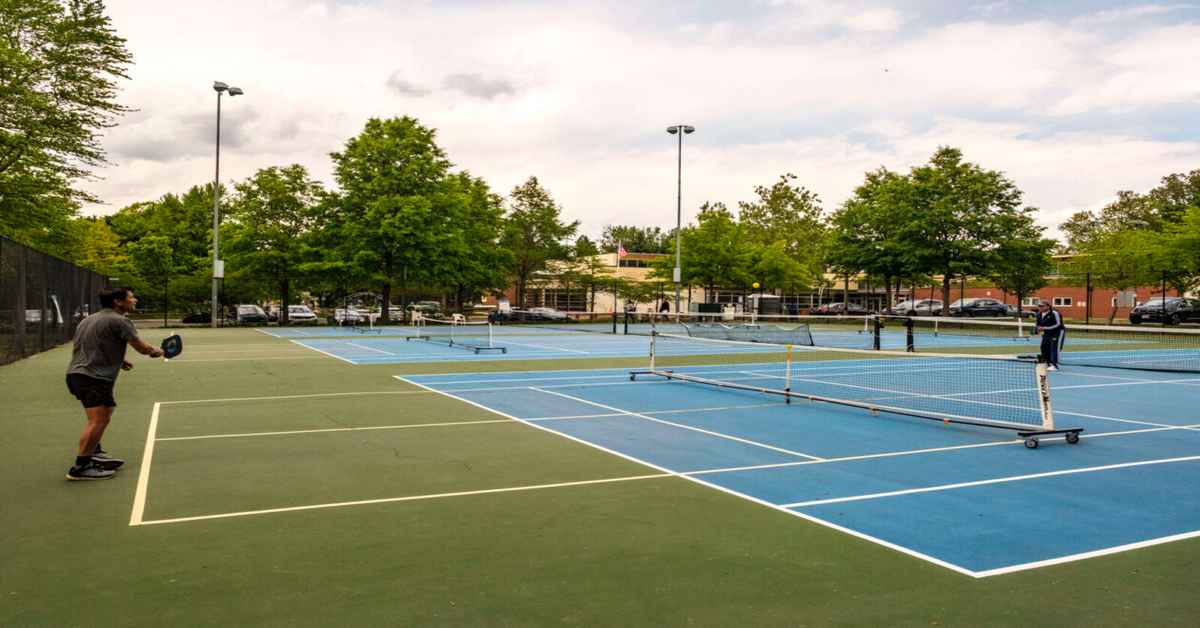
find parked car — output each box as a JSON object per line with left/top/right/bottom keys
{"left": 406, "top": 300, "right": 443, "bottom": 319}
{"left": 235, "top": 304, "right": 269, "bottom": 324}
{"left": 1004, "top": 304, "right": 1037, "bottom": 319}
{"left": 286, "top": 304, "right": 319, "bottom": 324}
{"left": 947, "top": 298, "right": 1007, "bottom": 317}
{"left": 813, "top": 302, "right": 868, "bottom": 315}
{"left": 889, "top": 299, "right": 943, "bottom": 316}
{"left": 1130, "top": 297, "right": 1200, "bottom": 325}
{"left": 332, "top": 307, "right": 365, "bottom": 325}
{"left": 181, "top": 311, "right": 211, "bottom": 324}
{"left": 525, "top": 306, "right": 568, "bottom": 321}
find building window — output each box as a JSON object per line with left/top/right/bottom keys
{"left": 618, "top": 259, "right": 649, "bottom": 268}
{"left": 1021, "top": 297, "right": 1040, "bottom": 307}
{"left": 1053, "top": 297, "right": 1073, "bottom": 307}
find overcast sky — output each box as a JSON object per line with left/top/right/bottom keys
{"left": 83, "top": 0, "right": 1200, "bottom": 241}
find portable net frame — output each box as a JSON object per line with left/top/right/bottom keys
{"left": 880, "top": 315, "right": 1200, "bottom": 374}
{"left": 624, "top": 312, "right": 881, "bottom": 350}
{"left": 629, "top": 331, "right": 1080, "bottom": 448}
{"left": 405, "top": 317, "right": 506, "bottom": 354}
{"left": 681, "top": 321, "right": 818, "bottom": 346}
{"left": 493, "top": 310, "right": 620, "bottom": 335}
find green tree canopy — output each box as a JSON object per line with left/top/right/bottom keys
{"left": 223, "top": 165, "right": 324, "bottom": 323}
{"left": 0, "top": 0, "right": 132, "bottom": 245}
{"left": 500, "top": 176, "right": 578, "bottom": 308}
{"left": 600, "top": 225, "right": 672, "bottom": 254}
{"left": 330, "top": 116, "right": 453, "bottom": 321}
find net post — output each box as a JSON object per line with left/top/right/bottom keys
{"left": 487, "top": 322, "right": 494, "bottom": 348}
{"left": 649, "top": 330, "right": 657, "bottom": 371}
{"left": 905, "top": 317, "right": 915, "bottom": 353}
{"left": 785, "top": 344, "right": 793, "bottom": 404}
{"left": 611, "top": 312, "right": 617, "bottom": 334}
{"left": 871, "top": 317, "right": 881, "bottom": 351}
{"left": 1035, "top": 359, "right": 1055, "bottom": 431}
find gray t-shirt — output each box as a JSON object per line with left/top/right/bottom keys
{"left": 67, "top": 309, "right": 139, "bottom": 381}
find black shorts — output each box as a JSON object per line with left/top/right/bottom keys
{"left": 66, "top": 374, "right": 117, "bottom": 408}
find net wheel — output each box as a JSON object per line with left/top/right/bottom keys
{"left": 1024, "top": 438, "right": 1039, "bottom": 449}
{"left": 1065, "top": 431, "right": 1080, "bottom": 444}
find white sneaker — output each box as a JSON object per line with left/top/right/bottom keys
{"left": 1047, "top": 365, "right": 1059, "bottom": 371}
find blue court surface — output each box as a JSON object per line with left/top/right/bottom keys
{"left": 398, "top": 360, "right": 1200, "bottom": 577}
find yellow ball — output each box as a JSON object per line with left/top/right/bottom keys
{"left": 752, "top": 282, "right": 760, "bottom": 289}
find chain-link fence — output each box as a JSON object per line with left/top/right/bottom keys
{"left": 1, "top": 236, "right": 113, "bottom": 366}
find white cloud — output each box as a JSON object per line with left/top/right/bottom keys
{"left": 82, "top": 0, "right": 1200, "bottom": 244}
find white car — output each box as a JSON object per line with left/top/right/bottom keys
{"left": 333, "top": 308, "right": 365, "bottom": 324}
{"left": 287, "top": 305, "right": 319, "bottom": 324}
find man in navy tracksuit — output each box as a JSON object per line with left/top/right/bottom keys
{"left": 1036, "top": 300, "right": 1065, "bottom": 371}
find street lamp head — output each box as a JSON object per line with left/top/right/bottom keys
{"left": 666, "top": 126, "right": 679, "bottom": 135}
{"left": 666, "top": 125, "right": 695, "bottom": 135}
{"left": 228, "top": 86, "right": 244, "bottom": 96}
{"left": 213, "top": 81, "right": 229, "bottom": 93}
{"left": 682, "top": 125, "right": 695, "bottom": 134}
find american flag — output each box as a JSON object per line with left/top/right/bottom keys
{"left": 618, "top": 242, "right": 628, "bottom": 258}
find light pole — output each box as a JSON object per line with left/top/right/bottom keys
{"left": 666, "top": 124, "right": 694, "bottom": 316}
{"left": 211, "top": 81, "right": 243, "bottom": 328}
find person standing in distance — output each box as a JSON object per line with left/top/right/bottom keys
{"left": 1035, "top": 299, "right": 1065, "bottom": 372}
{"left": 65, "top": 287, "right": 163, "bottom": 480}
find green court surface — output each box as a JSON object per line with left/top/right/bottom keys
{"left": 3, "top": 328, "right": 1199, "bottom": 627}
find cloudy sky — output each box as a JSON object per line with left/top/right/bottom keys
{"left": 84, "top": 0, "right": 1200, "bottom": 241}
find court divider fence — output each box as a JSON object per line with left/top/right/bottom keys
{"left": 0, "top": 236, "right": 112, "bottom": 366}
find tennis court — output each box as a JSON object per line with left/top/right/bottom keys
{"left": 7, "top": 323, "right": 1200, "bottom": 625}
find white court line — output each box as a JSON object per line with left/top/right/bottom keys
{"left": 170, "top": 356, "right": 327, "bottom": 363}
{"left": 783, "top": 454, "right": 1200, "bottom": 509}
{"left": 129, "top": 402, "right": 161, "bottom": 526}
{"left": 136, "top": 474, "right": 672, "bottom": 526}
{"left": 687, "top": 422, "right": 1200, "bottom": 476}
{"left": 497, "top": 339, "right": 591, "bottom": 354}
{"left": 288, "top": 338, "right": 357, "bottom": 364}
{"left": 163, "top": 389, "right": 433, "bottom": 405}
{"left": 156, "top": 419, "right": 514, "bottom": 441}
{"left": 346, "top": 342, "right": 396, "bottom": 355}
{"left": 976, "top": 529, "right": 1200, "bottom": 577}
{"left": 396, "top": 376, "right": 978, "bottom": 578}
{"left": 530, "top": 387, "right": 824, "bottom": 461}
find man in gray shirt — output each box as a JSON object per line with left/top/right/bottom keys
{"left": 65, "top": 287, "right": 162, "bottom": 480}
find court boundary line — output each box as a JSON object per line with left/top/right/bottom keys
{"left": 783, "top": 454, "right": 1200, "bottom": 508}
{"left": 156, "top": 418, "right": 515, "bottom": 441}
{"left": 129, "top": 402, "right": 161, "bottom": 526}
{"left": 136, "top": 474, "right": 673, "bottom": 526}
{"left": 531, "top": 387, "right": 824, "bottom": 461}
{"left": 395, "top": 375, "right": 979, "bottom": 578}
{"left": 288, "top": 338, "right": 358, "bottom": 364}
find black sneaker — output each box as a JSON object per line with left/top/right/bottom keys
{"left": 66, "top": 462, "right": 116, "bottom": 481}
{"left": 91, "top": 447, "right": 125, "bottom": 470}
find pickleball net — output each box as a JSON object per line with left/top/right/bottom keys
{"left": 879, "top": 315, "right": 1200, "bottom": 374}
{"left": 630, "top": 331, "right": 1080, "bottom": 445}
{"left": 624, "top": 312, "right": 881, "bottom": 349}
{"left": 405, "top": 318, "right": 506, "bottom": 354}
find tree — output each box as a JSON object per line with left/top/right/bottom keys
{"left": 330, "top": 116, "right": 453, "bottom": 322}
{"left": 73, "top": 217, "right": 127, "bottom": 275}
{"left": 901, "top": 147, "right": 1028, "bottom": 309}
{"left": 0, "top": 0, "right": 132, "bottom": 242}
{"left": 223, "top": 165, "right": 324, "bottom": 324}
{"left": 574, "top": 235, "right": 600, "bottom": 257}
{"left": 827, "top": 168, "right": 917, "bottom": 307}
{"left": 738, "top": 173, "right": 826, "bottom": 282}
{"left": 652, "top": 203, "right": 752, "bottom": 294}
{"left": 127, "top": 235, "right": 180, "bottom": 326}
{"left": 500, "top": 176, "right": 578, "bottom": 308}
{"left": 437, "top": 171, "right": 509, "bottom": 311}
{"left": 988, "top": 215, "right": 1055, "bottom": 316}
{"left": 599, "top": 225, "right": 672, "bottom": 254}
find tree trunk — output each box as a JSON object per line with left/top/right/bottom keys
{"left": 941, "top": 274, "right": 952, "bottom": 316}
{"left": 280, "top": 277, "right": 290, "bottom": 325}
{"left": 163, "top": 278, "right": 168, "bottom": 329}
{"left": 381, "top": 282, "right": 392, "bottom": 324}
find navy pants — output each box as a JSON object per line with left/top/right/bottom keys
{"left": 1041, "top": 330, "right": 1065, "bottom": 366}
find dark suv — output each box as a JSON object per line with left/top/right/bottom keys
{"left": 947, "top": 298, "right": 1008, "bottom": 317}
{"left": 1130, "top": 297, "right": 1200, "bottom": 325}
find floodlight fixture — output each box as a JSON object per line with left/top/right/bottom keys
{"left": 228, "top": 86, "right": 244, "bottom": 96}
{"left": 213, "top": 81, "right": 229, "bottom": 92}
